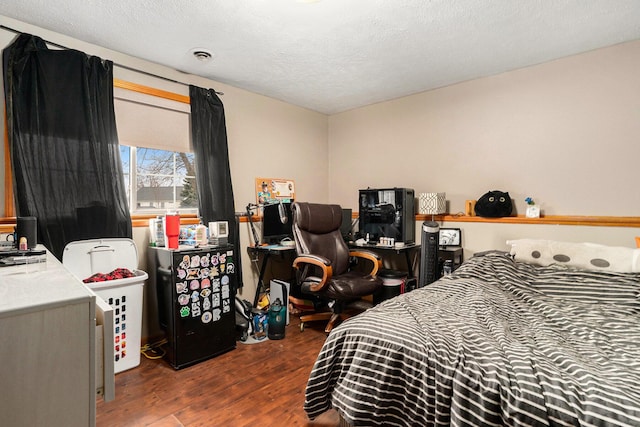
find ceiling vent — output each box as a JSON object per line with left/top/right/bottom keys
{"left": 191, "top": 48, "right": 213, "bottom": 62}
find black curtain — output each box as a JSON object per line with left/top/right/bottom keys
{"left": 189, "top": 85, "right": 242, "bottom": 289}
{"left": 3, "top": 34, "right": 131, "bottom": 259}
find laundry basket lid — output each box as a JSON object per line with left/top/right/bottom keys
{"left": 62, "top": 238, "right": 140, "bottom": 281}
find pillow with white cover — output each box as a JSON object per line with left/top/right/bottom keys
{"left": 507, "top": 239, "right": 640, "bottom": 273}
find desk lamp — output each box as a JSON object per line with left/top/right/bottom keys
{"left": 419, "top": 192, "right": 446, "bottom": 221}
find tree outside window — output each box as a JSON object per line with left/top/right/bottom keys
{"left": 120, "top": 146, "right": 198, "bottom": 213}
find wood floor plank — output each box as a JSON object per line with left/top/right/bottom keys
{"left": 97, "top": 315, "right": 340, "bottom": 426}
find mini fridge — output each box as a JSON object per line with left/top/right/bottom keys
{"left": 149, "top": 245, "right": 237, "bottom": 369}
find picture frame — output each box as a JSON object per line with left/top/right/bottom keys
{"left": 439, "top": 228, "right": 461, "bottom": 246}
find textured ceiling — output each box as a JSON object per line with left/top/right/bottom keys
{"left": 2, "top": 1, "right": 640, "bottom": 114}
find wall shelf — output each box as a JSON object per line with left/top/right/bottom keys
{"left": 2, "top": 213, "right": 639, "bottom": 234}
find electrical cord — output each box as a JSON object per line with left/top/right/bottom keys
{"left": 140, "top": 338, "right": 168, "bottom": 360}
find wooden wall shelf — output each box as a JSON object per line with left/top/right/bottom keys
{"left": 420, "top": 214, "right": 640, "bottom": 228}
{"left": 1, "top": 213, "right": 638, "bottom": 234}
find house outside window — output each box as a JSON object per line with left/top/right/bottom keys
{"left": 120, "top": 146, "right": 198, "bottom": 214}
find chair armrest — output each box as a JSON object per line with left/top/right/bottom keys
{"left": 293, "top": 255, "right": 333, "bottom": 292}
{"left": 349, "top": 250, "right": 382, "bottom": 277}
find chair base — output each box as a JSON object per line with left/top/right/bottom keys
{"left": 299, "top": 311, "right": 353, "bottom": 333}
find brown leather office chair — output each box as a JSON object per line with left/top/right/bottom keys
{"left": 291, "top": 202, "right": 383, "bottom": 333}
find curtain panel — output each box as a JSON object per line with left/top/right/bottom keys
{"left": 189, "top": 85, "right": 242, "bottom": 289}
{"left": 3, "top": 33, "right": 131, "bottom": 259}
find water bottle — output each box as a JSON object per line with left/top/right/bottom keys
{"left": 267, "top": 298, "right": 286, "bottom": 340}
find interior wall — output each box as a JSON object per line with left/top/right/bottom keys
{"left": 0, "top": 16, "right": 329, "bottom": 339}
{"left": 328, "top": 40, "right": 640, "bottom": 218}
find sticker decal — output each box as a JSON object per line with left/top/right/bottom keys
{"left": 179, "top": 255, "right": 190, "bottom": 270}
{"left": 201, "top": 311, "right": 212, "bottom": 323}
{"left": 201, "top": 278, "right": 211, "bottom": 289}
{"left": 211, "top": 308, "right": 221, "bottom": 321}
{"left": 222, "top": 298, "right": 231, "bottom": 313}
{"left": 191, "top": 302, "right": 201, "bottom": 317}
{"left": 200, "top": 288, "right": 212, "bottom": 298}
{"left": 191, "top": 290, "right": 200, "bottom": 302}
{"left": 190, "top": 255, "right": 200, "bottom": 268}
{"left": 180, "top": 306, "right": 190, "bottom": 317}
{"left": 226, "top": 262, "right": 235, "bottom": 274}
{"left": 221, "top": 275, "right": 230, "bottom": 286}
{"left": 176, "top": 281, "right": 188, "bottom": 293}
{"left": 212, "top": 293, "right": 220, "bottom": 308}
{"left": 190, "top": 279, "right": 200, "bottom": 290}
{"left": 210, "top": 266, "right": 219, "bottom": 277}
{"left": 178, "top": 294, "right": 190, "bottom": 306}
{"left": 200, "top": 254, "right": 210, "bottom": 267}
{"left": 177, "top": 269, "right": 187, "bottom": 279}
{"left": 203, "top": 296, "right": 211, "bottom": 311}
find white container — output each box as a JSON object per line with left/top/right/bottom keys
{"left": 62, "top": 238, "right": 148, "bottom": 373}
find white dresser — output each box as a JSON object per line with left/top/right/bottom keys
{"left": 0, "top": 248, "right": 114, "bottom": 427}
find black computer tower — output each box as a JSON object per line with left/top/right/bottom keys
{"left": 419, "top": 221, "right": 440, "bottom": 287}
{"left": 358, "top": 188, "right": 415, "bottom": 243}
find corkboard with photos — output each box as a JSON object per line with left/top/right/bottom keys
{"left": 255, "top": 178, "right": 295, "bottom": 205}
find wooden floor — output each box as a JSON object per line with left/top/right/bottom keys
{"left": 96, "top": 314, "right": 340, "bottom": 427}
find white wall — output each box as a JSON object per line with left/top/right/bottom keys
{"left": 329, "top": 40, "right": 640, "bottom": 218}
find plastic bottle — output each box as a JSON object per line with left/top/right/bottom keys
{"left": 267, "top": 298, "right": 286, "bottom": 340}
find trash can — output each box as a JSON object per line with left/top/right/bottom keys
{"left": 63, "top": 238, "right": 147, "bottom": 373}
{"left": 374, "top": 269, "right": 407, "bottom": 305}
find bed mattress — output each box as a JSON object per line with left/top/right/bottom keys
{"left": 304, "top": 252, "right": 640, "bottom": 426}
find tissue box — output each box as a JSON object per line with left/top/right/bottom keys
{"left": 418, "top": 192, "right": 446, "bottom": 215}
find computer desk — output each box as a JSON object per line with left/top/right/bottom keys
{"left": 348, "top": 242, "right": 420, "bottom": 278}
{"left": 248, "top": 245, "right": 296, "bottom": 307}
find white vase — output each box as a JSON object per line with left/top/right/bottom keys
{"left": 526, "top": 205, "right": 540, "bottom": 218}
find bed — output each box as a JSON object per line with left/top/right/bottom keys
{"left": 304, "top": 241, "right": 640, "bottom": 426}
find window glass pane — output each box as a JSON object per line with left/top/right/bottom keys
{"left": 137, "top": 148, "right": 176, "bottom": 176}
{"left": 128, "top": 147, "right": 198, "bottom": 213}
{"left": 119, "top": 146, "right": 131, "bottom": 205}
{"left": 136, "top": 176, "right": 178, "bottom": 210}
{"left": 176, "top": 152, "right": 195, "bottom": 175}
{"left": 179, "top": 176, "right": 198, "bottom": 209}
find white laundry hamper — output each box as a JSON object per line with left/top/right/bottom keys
{"left": 63, "top": 238, "right": 148, "bottom": 373}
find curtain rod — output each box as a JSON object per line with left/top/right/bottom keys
{"left": 0, "top": 24, "right": 223, "bottom": 95}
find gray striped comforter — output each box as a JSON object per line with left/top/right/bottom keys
{"left": 304, "top": 252, "right": 640, "bottom": 426}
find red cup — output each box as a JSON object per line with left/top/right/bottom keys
{"left": 164, "top": 214, "right": 180, "bottom": 249}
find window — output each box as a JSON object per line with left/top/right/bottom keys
{"left": 2, "top": 80, "right": 194, "bottom": 218}
{"left": 113, "top": 82, "right": 194, "bottom": 215}
{"left": 120, "top": 146, "right": 197, "bottom": 214}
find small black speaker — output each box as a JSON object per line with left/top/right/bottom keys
{"left": 16, "top": 216, "right": 37, "bottom": 249}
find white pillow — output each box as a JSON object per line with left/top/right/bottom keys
{"left": 506, "top": 239, "right": 640, "bottom": 273}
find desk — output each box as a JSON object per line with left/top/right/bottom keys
{"left": 248, "top": 245, "right": 296, "bottom": 307}
{"left": 439, "top": 247, "right": 464, "bottom": 272}
{"left": 349, "top": 242, "right": 420, "bottom": 278}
